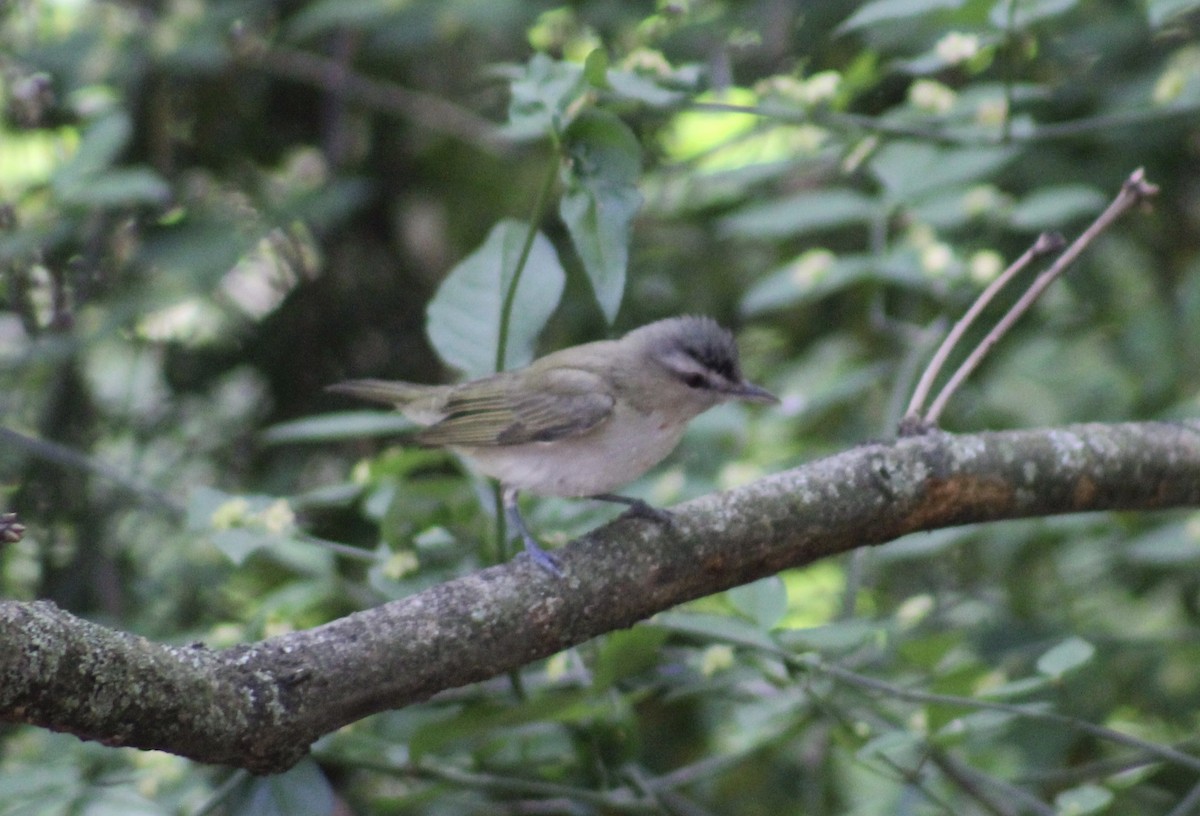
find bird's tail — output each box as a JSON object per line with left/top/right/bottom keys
{"left": 326, "top": 379, "right": 430, "bottom": 404}
{"left": 326, "top": 379, "right": 453, "bottom": 425}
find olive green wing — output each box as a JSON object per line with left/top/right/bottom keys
{"left": 416, "top": 368, "right": 615, "bottom": 447}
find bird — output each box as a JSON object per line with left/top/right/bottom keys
{"left": 328, "top": 315, "right": 777, "bottom": 575}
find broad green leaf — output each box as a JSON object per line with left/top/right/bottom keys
{"left": 1008, "top": 185, "right": 1106, "bottom": 230}
{"left": 607, "top": 69, "right": 688, "bottom": 106}
{"left": 1054, "top": 783, "right": 1114, "bottom": 816}
{"left": 262, "top": 411, "right": 416, "bottom": 445}
{"left": 53, "top": 112, "right": 132, "bottom": 191}
{"left": 426, "top": 218, "right": 565, "bottom": 378}
{"left": 210, "top": 528, "right": 273, "bottom": 565}
{"left": 660, "top": 87, "right": 759, "bottom": 164}
{"left": 227, "top": 760, "right": 334, "bottom": 816}
{"left": 593, "top": 627, "right": 670, "bottom": 690}
{"left": 583, "top": 47, "right": 610, "bottom": 88}
{"left": 728, "top": 575, "right": 788, "bottom": 630}
{"left": 49, "top": 112, "right": 169, "bottom": 208}
{"left": 505, "top": 53, "right": 587, "bottom": 140}
{"left": 58, "top": 167, "right": 170, "bottom": 207}
{"left": 741, "top": 251, "right": 927, "bottom": 316}
{"left": 870, "top": 141, "right": 1017, "bottom": 202}
{"left": 719, "top": 188, "right": 878, "bottom": 239}
{"left": 837, "top": 0, "right": 965, "bottom": 32}
{"left": 560, "top": 109, "right": 643, "bottom": 322}
{"left": 1036, "top": 637, "right": 1096, "bottom": 679}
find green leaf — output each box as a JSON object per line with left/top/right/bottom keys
{"left": 719, "top": 188, "right": 878, "bottom": 239}
{"left": 227, "top": 760, "right": 334, "bottom": 816}
{"left": 837, "top": 0, "right": 965, "bottom": 32}
{"left": 53, "top": 112, "right": 132, "bottom": 189}
{"left": 262, "top": 411, "right": 416, "bottom": 445}
{"left": 505, "top": 53, "right": 587, "bottom": 140}
{"left": 1036, "top": 637, "right": 1096, "bottom": 679}
{"left": 210, "top": 528, "right": 274, "bottom": 565}
{"left": 49, "top": 112, "right": 170, "bottom": 207}
{"left": 870, "top": 141, "right": 1017, "bottom": 202}
{"left": 1053, "top": 783, "right": 1114, "bottom": 816}
{"left": 607, "top": 69, "right": 687, "bottom": 106}
{"left": 593, "top": 627, "right": 670, "bottom": 690}
{"left": 741, "top": 251, "right": 923, "bottom": 316}
{"left": 728, "top": 576, "right": 788, "bottom": 630}
{"left": 583, "top": 47, "right": 610, "bottom": 89}
{"left": 1008, "top": 185, "right": 1107, "bottom": 230}
{"left": 57, "top": 167, "right": 170, "bottom": 207}
{"left": 560, "top": 109, "right": 643, "bottom": 322}
{"left": 426, "top": 219, "right": 565, "bottom": 378}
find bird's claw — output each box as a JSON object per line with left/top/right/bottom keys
{"left": 618, "top": 499, "right": 675, "bottom": 527}
{"left": 521, "top": 537, "right": 564, "bottom": 577}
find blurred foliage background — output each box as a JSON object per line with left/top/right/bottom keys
{"left": 3, "top": 0, "right": 1200, "bottom": 813}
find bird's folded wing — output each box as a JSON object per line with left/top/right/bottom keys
{"left": 416, "top": 368, "right": 615, "bottom": 447}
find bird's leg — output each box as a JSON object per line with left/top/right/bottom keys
{"left": 503, "top": 487, "right": 563, "bottom": 577}
{"left": 590, "top": 493, "right": 675, "bottom": 526}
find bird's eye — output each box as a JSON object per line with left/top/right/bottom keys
{"left": 682, "top": 373, "right": 707, "bottom": 389}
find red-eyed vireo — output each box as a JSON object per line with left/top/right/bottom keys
{"left": 329, "top": 315, "right": 777, "bottom": 575}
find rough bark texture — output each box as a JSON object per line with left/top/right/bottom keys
{"left": 2, "top": 421, "right": 1199, "bottom": 772}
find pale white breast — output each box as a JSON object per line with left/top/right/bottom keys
{"left": 455, "top": 403, "right": 690, "bottom": 497}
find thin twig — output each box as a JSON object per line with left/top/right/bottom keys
{"left": 0, "top": 427, "right": 183, "bottom": 517}
{"left": 807, "top": 656, "right": 1200, "bottom": 774}
{"left": 231, "top": 30, "right": 508, "bottom": 155}
{"left": 926, "top": 750, "right": 1015, "bottom": 816}
{"left": 923, "top": 168, "right": 1158, "bottom": 426}
{"left": 902, "top": 232, "right": 1065, "bottom": 425}
{"left": 931, "top": 749, "right": 1054, "bottom": 816}
{"left": 1165, "top": 778, "right": 1200, "bottom": 816}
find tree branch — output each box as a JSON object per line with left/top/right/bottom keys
{"left": 3, "top": 420, "right": 1199, "bottom": 773}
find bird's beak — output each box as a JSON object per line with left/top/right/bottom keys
{"left": 729, "top": 380, "right": 779, "bottom": 404}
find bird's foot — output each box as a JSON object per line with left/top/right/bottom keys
{"left": 504, "top": 487, "right": 565, "bottom": 578}
{"left": 520, "top": 535, "right": 564, "bottom": 577}
{"left": 590, "top": 494, "right": 675, "bottom": 527}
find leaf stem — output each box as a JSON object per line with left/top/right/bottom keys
{"left": 494, "top": 149, "right": 561, "bottom": 374}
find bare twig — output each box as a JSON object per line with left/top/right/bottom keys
{"left": 230, "top": 30, "right": 509, "bottom": 155}
{"left": 903, "top": 231, "right": 1065, "bottom": 426}
{"left": 930, "top": 750, "right": 1054, "bottom": 816}
{"left": 0, "top": 427, "right": 183, "bottom": 517}
{"left": 806, "top": 656, "right": 1200, "bottom": 774}
{"left": 922, "top": 168, "right": 1158, "bottom": 426}
{"left": 1164, "top": 778, "right": 1200, "bottom": 816}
